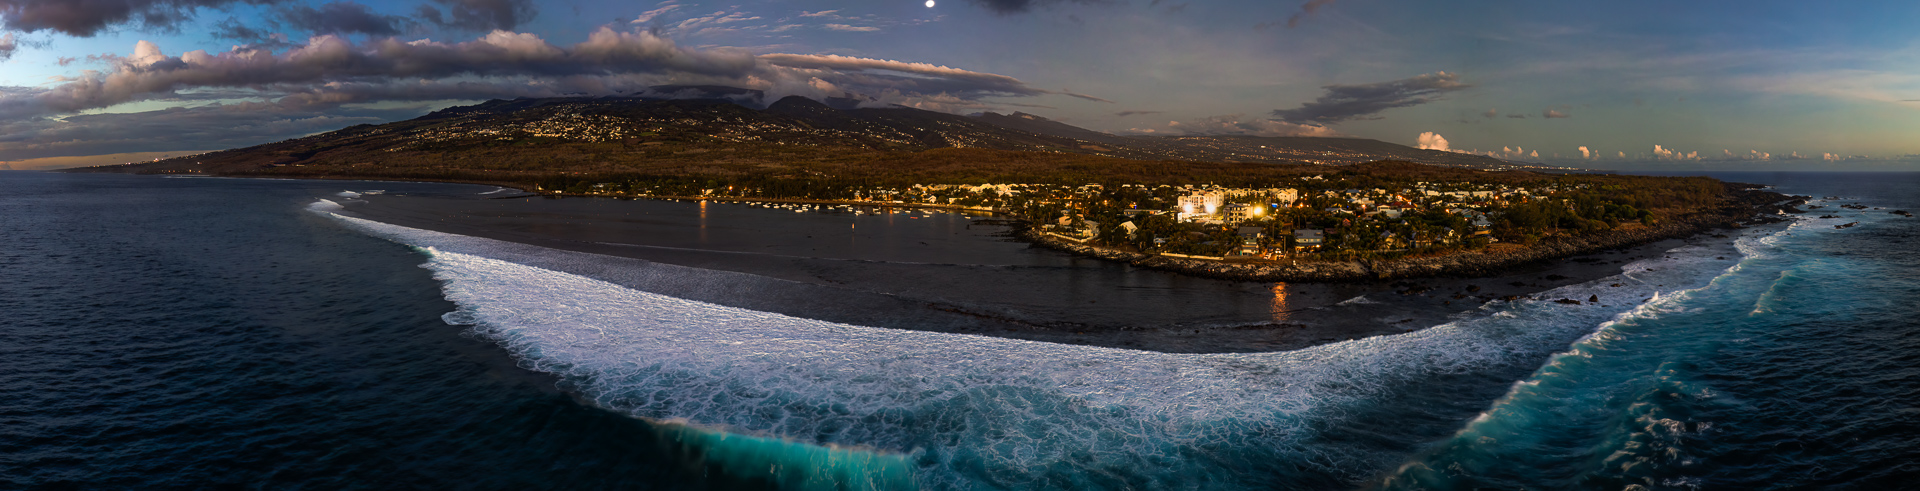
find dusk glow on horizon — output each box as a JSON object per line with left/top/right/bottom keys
{"left": 2, "top": 1, "right": 1920, "bottom": 170}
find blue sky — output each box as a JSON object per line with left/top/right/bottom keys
{"left": 3, "top": 0, "right": 1919, "bottom": 169}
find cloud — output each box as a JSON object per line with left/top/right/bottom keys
{"left": 1543, "top": 108, "right": 1571, "bottom": 118}
{"left": 1415, "top": 131, "right": 1448, "bottom": 151}
{"left": 758, "top": 53, "right": 1062, "bottom": 100}
{"left": 1505, "top": 113, "right": 1526, "bottom": 119}
{"left": 823, "top": 24, "right": 879, "bottom": 32}
{"left": 1160, "top": 114, "right": 1339, "bottom": 137}
{"left": 0, "top": 33, "right": 15, "bottom": 60}
{"left": 631, "top": 3, "right": 682, "bottom": 24}
{"left": 1058, "top": 90, "right": 1111, "bottom": 103}
{"left": 0, "top": 0, "right": 283, "bottom": 37}
{"left": 276, "top": 1, "right": 408, "bottom": 36}
{"left": 0, "top": 29, "right": 1091, "bottom": 160}
{"left": 966, "top": 0, "right": 1104, "bottom": 16}
{"left": 415, "top": 0, "right": 536, "bottom": 32}
{"left": 1115, "top": 110, "right": 1161, "bottom": 117}
{"left": 0, "top": 30, "right": 759, "bottom": 120}
{"left": 0, "top": 102, "right": 417, "bottom": 161}
{"left": 1481, "top": 108, "right": 1497, "bottom": 119}
{"left": 1578, "top": 146, "right": 1590, "bottom": 159}
{"left": 1649, "top": 144, "right": 1701, "bottom": 160}
{"left": 798, "top": 9, "right": 839, "bottom": 18}
{"left": 1271, "top": 72, "right": 1469, "bottom": 124}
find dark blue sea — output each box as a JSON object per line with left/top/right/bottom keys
{"left": 3, "top": 171, "right": 1917, "bottom": 489}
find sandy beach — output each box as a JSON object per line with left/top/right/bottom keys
{"left": 335, "top": 189, "right": 1755, "bottom": 353}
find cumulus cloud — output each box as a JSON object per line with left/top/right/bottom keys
{"left": 1649, "top": 144, "right": 1702, "bottom": 160}
{"left": 1271, "top": 72, "right": 1468, "bottom": 124}
{"left": 1578, "top": 146, "right": 1590, "bottom": 159}
{"left": 1156, "top": 114, "right": 1338, "bottom": 137}
{"left": 1543, "top": 108, "right": 1570, "bottom": 118}
{"left": 415, "top": 0, "right": 536, "bottom": 32}
{"left": 1415, "top": 131, "right": 1448, "bottom": 151}
{"left": 0, "top": 0, "right": 283, "bottom": 37}
{"left": 276, "top": 1, "right": 409, "bottom": 36}
{"left": 0, "top": 33, "right": 15, "bottom": 60}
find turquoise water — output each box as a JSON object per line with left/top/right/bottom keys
{"left": 6, "top": 172, "right": 1918, "bottom": 489}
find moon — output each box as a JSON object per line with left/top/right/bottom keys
{"left": 925, "top": 0, "right": 936, "bottom": 7}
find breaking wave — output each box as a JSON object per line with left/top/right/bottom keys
{"left": 314, "top": 205, "right": 1749, "bottom": 489}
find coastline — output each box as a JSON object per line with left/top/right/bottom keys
{"left": 329, "top": 187, "right": 1778, "bottom": 354}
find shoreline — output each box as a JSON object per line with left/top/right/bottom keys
{"left": 634, "top": 186, "right": 1799, "bottom": 283}
{"left": 1019, "top": 205, "right": 1785, "bottom": 283}
{"left": 332, "top": 188, "right": 1777, "bottom": 354}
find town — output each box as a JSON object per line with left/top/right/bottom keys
{"left": 542, "top": 169, "right": 1701, "bottom": 263}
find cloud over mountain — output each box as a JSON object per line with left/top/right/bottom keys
{"left": 0, "top": 27, "right": 1093, "bottom": 160}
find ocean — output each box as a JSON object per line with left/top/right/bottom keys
{"left": 3, "top": 171, "right": 1916, "bottom": 489}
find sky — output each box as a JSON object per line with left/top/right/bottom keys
{"left": 3, "top": 0, "right": 1920, "bottom": 170}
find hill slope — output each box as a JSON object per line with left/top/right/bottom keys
{"left": 72, "top": 91, "right": 1558, "bottom": 181}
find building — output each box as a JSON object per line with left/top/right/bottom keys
{"left": 1293, "top": 229, "right": 1324, "bottom": 252}
{"left": 1237, "top": 227, "right": 1265, "bottom": 256}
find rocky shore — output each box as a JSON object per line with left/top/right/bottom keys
{"left": 1020, "top": 184, "right": 1800, "bottom": 282}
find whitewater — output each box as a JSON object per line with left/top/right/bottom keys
{"left": 313, "top": 201, "right": 1771, "bottom": 489}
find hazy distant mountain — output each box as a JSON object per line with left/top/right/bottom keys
{"left": 86, "top": 88, "right": 1549, "bottom": 177}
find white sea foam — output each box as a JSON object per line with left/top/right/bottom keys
{"left": 337, "top": 191, "right": 361, "bottom": 198}
{"left": 314, "top": 205, "right": 1746, "bottom": 488}
{"left": 479, "top": 187, "right": 510, "bottom": 195}
{"left": 1336, "top": 295, "right": 1378, "bottom": 306}
{"left": 307, "top": 199, "right": 344, "bottom": 212}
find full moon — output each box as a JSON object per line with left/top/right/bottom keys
{"left": 925, "top": 0, "right": 935, "bottom": 7}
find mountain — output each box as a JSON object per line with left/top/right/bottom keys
{"left": 74, "top": 89, "right": 1561, "bottom": 181}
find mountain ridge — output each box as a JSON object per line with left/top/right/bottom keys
{"left": 72, "top": 88, "right": 1567, "bottom": 181}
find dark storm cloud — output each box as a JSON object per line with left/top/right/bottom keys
{"left": 965, "top": 0, "right": 1106, "bottom": 16}
{"left": 0, "top": 0, "right": 283, "bottom": 37}
{"left": 1270, "top": 72, "right": 1469, "bottom": 124}
{"left": 415, "top": 0, "right": 536, "bottom": 32}
{"left": 276, "top": 1, "right": 409, "bottom": 36}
